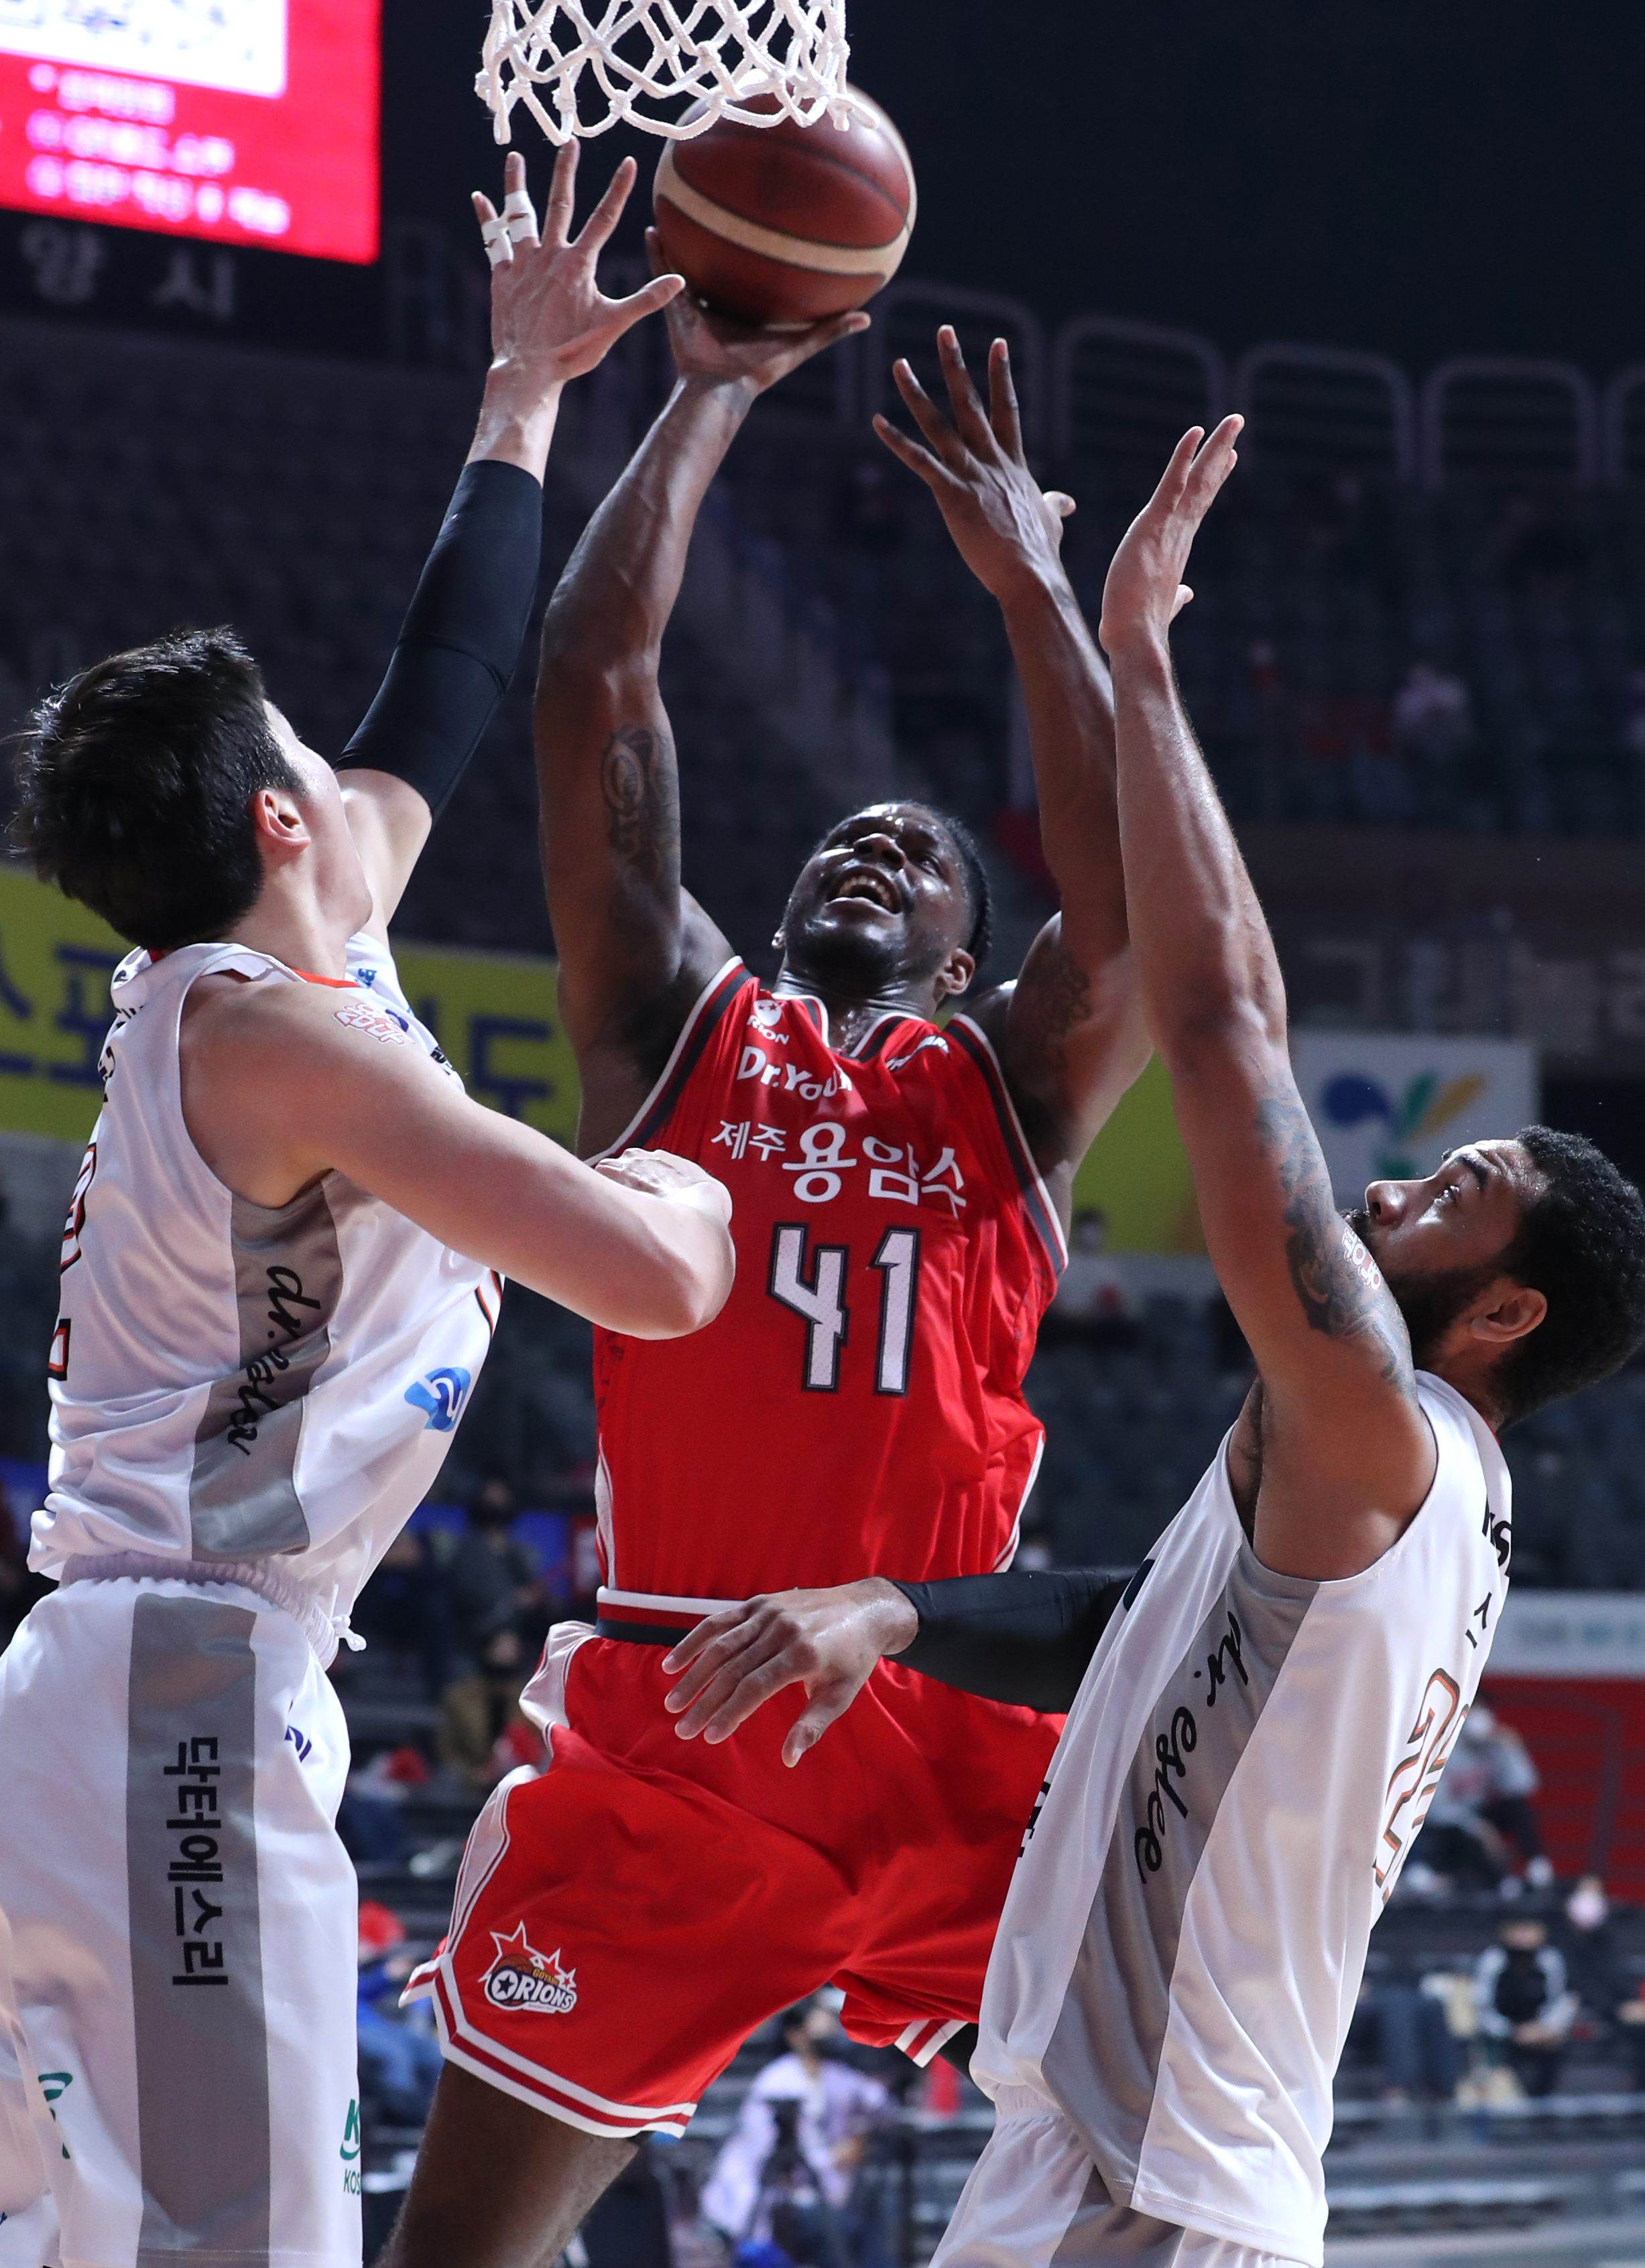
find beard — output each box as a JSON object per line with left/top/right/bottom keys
{"left": 1343, "top": 1204, "right": 1502, "bottom": 1371}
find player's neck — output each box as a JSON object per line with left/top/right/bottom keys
{"left": 224, "top": 877, "right": 353, "bottom": 984}
{"left": 772, "top": 964, "right": 943, "bottom": 1054}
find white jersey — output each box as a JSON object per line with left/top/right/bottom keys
{"left": 29, "top": 935, "right": 499, "bottom": 1653}
{"left": 972, "top": 1374, "right": 1512, "bottom": 2268}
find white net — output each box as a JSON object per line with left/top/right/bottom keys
{"left": 477, "top": 0, "right": 851, "bottom": 145}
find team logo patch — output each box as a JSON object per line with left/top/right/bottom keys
{"left": 404, "top": 1366, "right": 471, "bottom": 1432}
{"left": 481, "top": 1925, "right": 578, "bottom": 2014}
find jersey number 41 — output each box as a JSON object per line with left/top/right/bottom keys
{"left": 768, "top": 1223, "right": 919, "bottom": 1397}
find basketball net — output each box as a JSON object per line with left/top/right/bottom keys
{"left": 477, "top": 0, "right": 851, "bottom": 145}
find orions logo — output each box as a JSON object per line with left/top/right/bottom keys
{"left": 404, "top": 1366, "right": 472, "bottom": 1432}
{"left": 481, "top": 1925, "right": 578, "bottom": 2015}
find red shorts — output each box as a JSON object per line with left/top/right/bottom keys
{"left": 417, "top": 1627, "right": 1059, "bottom": 2138}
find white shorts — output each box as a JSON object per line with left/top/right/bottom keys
{"left": 0, "top": 1576, "right": 360, "bottom": 2268}
{"left": 932, "top": 2099, "right": 1311, "bottom": 2268}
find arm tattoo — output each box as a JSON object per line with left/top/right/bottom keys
{"left": 600, "top": 725, "right": 681, "bottom": 893}
{"left": 1254, "top": 1084, "right": 1415, "bottom": 1396}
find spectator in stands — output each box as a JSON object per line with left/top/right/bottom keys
{"left": 436, "top": 1624, "right": 544, "bottom": 1790}
{"left": 700, "top": 1999, "right": 891, "bottom": 2261}
{"left": 1424, "top": 1704, "right": 1551, "bottom": 1891}
{"left": 1473, "top": 1917, "right": 1577, "bottom": 2098}
{"left": 1561, "top": 1874, "right": 1645, "bottom": 2089}
{"left": 351, "top": 1525, "right": 449, "bottom": 1697}
{"left": 338, "top": 1743, "right": 432, "bottom": 1867}
{"left": 1048, "top": 1208, "right": 1138, "bottom": 1341}
{"left": 1347, "top": 1961, "right": 1461, "bottom": 2103}
{"left": 429, "top": 1478, "right": 544, "bottom": 1671}
{"left": 357, "top": 1901, "right": 444, "bottom": 2128}
{"left": 1392, "top": 659, "right": 1473, "bottom": 776}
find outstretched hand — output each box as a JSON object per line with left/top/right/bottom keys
{"left": 1097, "top": 416, "right": 1243, "bottom": 659}
{"left": 874, "top": 328, "right": 1075, "bottom": 601}
{"left": 646, "top": 227, "right": 870, "bottom": 397}
{"left": 660, "top": 1580, "right": 916, "bottom": 1767}
{"left": 473, "top": 147, "right": 684, "bottom": 391}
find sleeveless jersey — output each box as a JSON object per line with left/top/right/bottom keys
{"left": 971, "top": 1373, "right": 1512, "bottom": 2267}
{"left": 29, "top": 936, "right": 499, "bottom": 1643}
{"left": 592, "top": 960, "right": 1067, "bottom": 1599}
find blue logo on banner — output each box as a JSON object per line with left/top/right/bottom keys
{"left": 404, "top": 1367, "right": 472, "bottom": 1432}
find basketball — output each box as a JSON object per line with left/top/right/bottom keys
{"left": 652, "top": 90, "right": 916, "bottom": 329}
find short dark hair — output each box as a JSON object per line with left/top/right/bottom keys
{"left": 10, "top": 626, "right": 297, "bottom": 950}
{"left": 930, "top": 807, "right": 994, "bottom": 969}
{"left": 1493, "top": 1125, "right": 1645, "bottom": 1425}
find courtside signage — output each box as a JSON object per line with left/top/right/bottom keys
{"left": 0, "top": 866, "right": 581, "bottom": 1147}
{"left": 0, "top": 0, "right": 380, "bottom": 263}
{"left": 1292, "top": 1031, "right": 1537, "bottom": 1210}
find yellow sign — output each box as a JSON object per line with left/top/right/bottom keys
{"left": 0, "top": 865, "right": 127, "bottom": 1141}
{"left": 0, "top": 864, "right": 1200, "bottom": 1252}
{"left": 1071, "top": 1055, "right": 1204, "bottom": 1255}
{"left": 390, "top": 944, "right": 581, "bottom": 1149}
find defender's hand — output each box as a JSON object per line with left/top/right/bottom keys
{"left": 1097, "top": 416, "right": 1242, "bottom": 660}
{"left": 661, "top": 1580, "right": 917, "bottom": 1766}
{"left": 595, "top": 1146, "right": 733, "bottom": 1226}
{"left": 646, "top": 227, "right": 869, "bottom": 398}
{"left": 873, "top": 328, "right": 1075, "bottom": 603}
{"left": 474, "top": 148, "right": 684, "bottom": 393}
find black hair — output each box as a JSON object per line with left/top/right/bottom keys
{"left": 1492, "top": 1125, "right": 1645, "bottom": 1425}
{"left": 932, "top": 808, "right": 995, "bottom": 969}
{"left": 9, "top": 626, "right": 298, "bottom": 950}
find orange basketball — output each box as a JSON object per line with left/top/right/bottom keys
{"left": 653, "top": 89, "right": 916, "bottom": 329}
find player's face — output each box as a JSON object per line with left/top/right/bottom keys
{"left": 1349, "top": 1139, "right": 1540, "bottom": 1281}
{"left": 1345, "top": 1139, "right": 1544, "bottom": 1358}
{"left": 266, "top": 708, "right": 375, "bottom": 936}
{"left": 779, "top": 804, "right": 972, "bottom": 989}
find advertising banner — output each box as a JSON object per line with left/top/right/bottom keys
{"left": 1290, "top": 1030, "right": 1538, "bottom": 1209}
{"left": 0, "top": 0, "right": 380, "bottom": 261}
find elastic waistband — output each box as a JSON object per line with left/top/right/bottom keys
{"left": 594, "top": 1585, "right": 737, "bottom": 1648}
{"left": 58, "top": 1551, "right": 354, "bottom": 1667}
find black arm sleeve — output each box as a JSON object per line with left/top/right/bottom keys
{"left": 888, "top": 1568, "right": 1128, "bottom": 1714}
{"left": 337, "top": 458, "right": 543, "bottom": 818}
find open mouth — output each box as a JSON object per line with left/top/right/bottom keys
{"left": 828, "top": 865, "right": 903, "bottom": 914}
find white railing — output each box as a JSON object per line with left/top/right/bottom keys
{"left": 1052, "top": 314, "right": 1225, "bottom": 466}
{"left": 1419, "top": 357, "right": 1599, "bottom": 489}
{"left": 1234, "top": 342, "right": 1415, "bottom": 481}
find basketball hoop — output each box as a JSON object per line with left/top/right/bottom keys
{"left": 478, "top": 0, "right": 852, "bottom": 145}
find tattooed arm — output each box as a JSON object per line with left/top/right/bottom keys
{"left": 1098, "top": 424, "right": 1435, "bottom": 1580}
{"left": 536, "top": 273, "right": 865, "bottom": 1154}
{"left": 875, "top": 331, "right": 1150, "bottom": 1202}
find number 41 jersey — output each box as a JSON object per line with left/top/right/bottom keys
{"left": 593, "top": 962, "right": 1069, "bottom": 1600}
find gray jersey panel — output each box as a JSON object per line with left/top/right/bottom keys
{"left": 189, "top": 1184, "right": 344, "bottom": 1558}
{"left": 126, "top": 1592, "right": 269, "bottom": 2262}
{"left": 1042, "top": 1548, "right": 1317, "bottom": 2192}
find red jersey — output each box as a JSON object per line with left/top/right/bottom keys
{"left": 592, "top": 960, "right": 1067, "bottom": 1598}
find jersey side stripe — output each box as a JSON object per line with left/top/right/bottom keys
{"left": 596, "top": 958, "right": 752, "bottom": 1158}
{"left": 946, "top": 1015, "right": 1069, "bottom": 1277}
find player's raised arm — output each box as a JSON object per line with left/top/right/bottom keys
{"left": 182, "top": 974, "right": 733, "bottom": 1340}
{"left": 337, "top": 144, "right": 684, "bottom": 933}
{"left": 536, "top": 262, "right": 868, "bottom": 1153}
{"left": 873, "top": 328, "right": 1151, "bottom": 1192}
{"left": 1099, "top": 422, "right": 1435, "bottom": 1578}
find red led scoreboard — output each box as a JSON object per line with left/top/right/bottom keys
{"left": 0, "top": 1, "right": 379, "bottom": 264}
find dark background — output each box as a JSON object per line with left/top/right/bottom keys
{"left": 3, "top": 2, "right": 1642, "bottom": 376}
